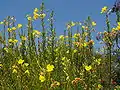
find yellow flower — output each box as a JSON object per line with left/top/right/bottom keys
{"left": 18, "top": 59, "right": 24, "bottom": 65}
{"left": 39, "top": 75, "right": 46, "bottom": 82}
{"left": 4, "top": 47, "right": 8, "bottom": 53}
{"left": 34, "top": 8, "right": 39, "bottom": 13}
{"left": 73, "top": 33, "right": 80, "bottom": 39}
{"left": 59, "top": 35, "right": 64, "bottom": 40}
{"left": 0, "top": 21, "right": 4, "bottom": 24}
{"left": 82, "top": 26, "right": 85, "bottom": 29}
{"left": 33, "top": 12, "right": 40, "bottom": 20}
{"left": 25, "top": 70, "right": 30, "bottom": 75}
{"left": 83, "top": 43, "right": 87, "bottom": 47}
{"left": 27, "top": 16, "right": 32, "bottom": 21}
{"left": 66, "top": 50, "right": 69, "bottom": 53}
{"left": 116, "top": 25, "right": 120, "bottom": 30}
{"left": 85, "top": 65, "right": 92, "bottom": 71}
{"left": 32, "top": 30, "right": 41, "bottom": 37}
{"left": 65, "top": 36, "right": 68, "bottom": 38}
{"left": 12, "top": 27, "right": 16, "bottom": 31}
{"left": 7, "top": 28, "right": 12, "bottom": 32}
{"left": 118, "top": 22, "right": 120, "bottom": 26}
{"left": 17, "top": 24, "right": 22, "bottom": 28}
{"left": 46, "top": 64, "right": 54, "bottom": 72}
{"left": 56, "top": 81, "right": 60, "bottom": 86}
{"left": 12, "top": 65, "right": 18, "bottom": 69}
{"left": 36, "top": 31, "right": 41, "bottom": 35}
{"left": 40, "top": 13, "right": 46, "bottom": 19}
{"left": 21, "top": 36, "right": 27, "bottom": 41}
{"left": 8, "top": 39, "right": 18, "bottom": 44}
{"left": 73, "top": 49, "right": 77, "bottom": 53}
{"left": 12, "top": 69, "right": 17, "bottom": 73}
{"left": 95, "top": 58, "right": 101, "bottom": 65}
{"left": 23, "top": 63, "right": 29, "bottom": 67}
{"left": 97, "top": 84, "right": 102, "bottom": 89}
{"left": 71, "top": 21, "right": 75, "bottom": 27}
{"left": 13, "top": 39, "right": 18, "bottom": 44}
{"left": 0, "top": 64, "right": 3, "bottom": 67}
{"left": 62, "top": 57, "right": 66, "bottom": 61}
{"left": 8, "top": 39, "right": 13, "bottom": 43}
{"left": 101, "top": 6, "right": 107, "bottom": 13}
{"left": 92, "top": 21, "right": 96, "bottom": 26}
{"left": 112, "top": 28, "right": 117, "bottom": 31}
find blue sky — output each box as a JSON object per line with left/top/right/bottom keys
{"left": 0, "top": 0, "right": 117, "bottom": 47}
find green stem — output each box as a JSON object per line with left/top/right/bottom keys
{"left": 106, "top": 14, "right": 112, "bottom": 89}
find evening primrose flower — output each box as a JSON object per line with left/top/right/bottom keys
{"left": 82, "top": 26, "right": 85, "bottom": 29}
{"left": 27, "top": 16, "right": 32, "bottom": 21}
{"left": 55, "top": 81, "right": 60, "bottom": 86}
{"left": 23, "top": 63, "right": 29, "bottom": 67}
{"left": 92, "top": 21, "right": 96, "bottom": 26}
{"left": 0, "top": 21, "right": 4, "bottom": 24}
{"left": 12, "top": 69, "right": 17, "bottom": 73}
{"left": 36, "top": 30, "right": 41, "bottom": 35}
{"left": 18, "top": 59, "right": 24, "bottom": 65}
{"left": 62, "top": 57, "right": 66, "bottom": 61}
{"left": 4, "top": 48, "right": 9, "bottom": 53}
{"left": 0, "top": 63, "right": 3, "bottom": 68}
{"left": 17, "top": 24, "right": 22, "bottom": 28}
{"left": 21, "top": 36, "right": 27, "bottom": 41}
{"left": 32, "top": 30, "right": 41, "bottom": 37}
{"left": 7, "top": 28, "right": 12, "bottom": 32}
{"left": 33, "top": 12, "right": 40, "bottom": 20}
{"left": 66, "top": 50, "right": 69, "bottom": 54}
{"left": 97, "top": 84, "right": 102, "bottom": 89}
{"left": 59, "top": 35, "right": 64, "bottom": 40}
{"left": 117, "top": 22, "right": 120, "bottom": 26}
{"left": 46, "top": 64, "right": 54, "bottom": 72}
{"left": 71, "top": 21, "right": 76, "bottom": 27}
{"left": 112, "top": 27, "right": 117, "bottom": 31}
{"left": 73, "top": 33, "right": 80, "bottom": 39}
{"left": 13, "top": 39, "right": 18, "bottom": 44}
{"left": 95, "top": 58, "right": 101, "bottom": 65}
{"left": 34, "top": 8, "right": 39, "bottom": 13}
{"left": 25, "top": 70, "right": 30, "bottom": 75}
{"left": 85, "top": 65, "right": 92, "bottom": 71}
{"left": 101, "top": 6, "right": 108, "bottom": 13}
{"left": 83, "top": 43, "right": 87, "bottom": 47}
{"left": 40, "top": 13, "right": 46, "bottom": 19}
{"left": 39, "top": 75, "right": 46, "bottom": 82}
{"left": 116, "top": 25, "right": 120, "bottom": 30}
{"left": 8, "top": 39, "right": 13, "bottom": 43}
{"left": 73, "top": 49, "right": 77, "bottom": 53}
{"left": 12, "top": 65, "right": 18, "bottom": 69}
{"left": 12, "top": 27, "right": 16, "bottom": 31}
{"left": 9, "top": 39, "right": 18, "bottom": 44}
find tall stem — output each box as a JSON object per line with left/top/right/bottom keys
{"left": 106, "top": 14, "right": 112, "bottom": 89}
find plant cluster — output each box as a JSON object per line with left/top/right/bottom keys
{"left": 0, "top": 2, "right": 120, "bottom": 90}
